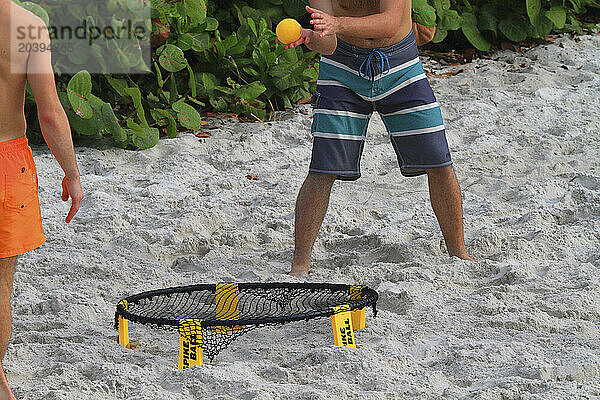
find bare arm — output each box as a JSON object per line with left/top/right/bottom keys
{"left": 309, "top": 0, "right": 405, "bottom": 39}
{"left": 305, "top": 0, "right": 337, "bottom": 54}
{"left": 26, "top": 19, "right": 83, "bottom": 222}
{"left": 283, "top": 0, "right": 337, "bottom": 55}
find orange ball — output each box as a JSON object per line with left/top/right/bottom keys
{"left": 276, "top": 18, "right": 302, "bottom": 44}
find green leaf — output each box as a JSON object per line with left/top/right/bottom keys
{"left": 210, "top": 97, "right": 229, "bottom": 112}
{"left": 432, "top": 28, "right": 448, "bottom": 43}
{"left": 231, "top": 96, "right": 266, "bottom": 120}
{"left": 229, "top": 35, "right": 250, "bottom": 55}
{"left": 68, "top": 111, "right": 102, "bottom": 136}
{"left": 151, "top": 108, "right": 178, "bottom": 138}
{"left": 105, "top": 76, "right": 128, "bottom": 96}
{"left": 498, "top": 18, "right": 528, "bottom": 42}
{"left": 123, "top": 87, "right": 149, "bottom": 128}
{"left": 235, "top": 81, "right": 267, "bottom": 100}
{"left": 127, "top": 122, "right": 159, "bottom": 150}
{"left": 233, "top": 4, "right": 245, "bottom": 25}
{"left": 526, "top": 0, "right": 542, "bottom": 26}
{"left": 412, "top": 0, "right": 437, "bottom": 27}
{"left": 438, "top": 10, "right": 461, "bottom": 31}
{"left": 185, "top": 0, "right": 207, "bottom": 23}
{"left": 258, "top": 39, "right": 270, "bottom": 59}
{"left": 248, "top": 18, "right": 257, "bottom": 37}
{"left": 258, "top": 18, "right": 268, "bottom": 37}
{"left": 67, "top": 71, "right": 93, "bottom": 119}
{"left": 530, "top": 15, "right": 553, "bottom": 37}
{"left": 182, "top": 31, "right": 211, "bottom": 52}
{"left": 214, "top": 37, "right": 226, "bottom": 58}
{"left": 461, "top": 12, "right": 477, "bottom": 27}
{"left": 100, "top": 103, "right": 126, "bottom": 143}
{"left": 186, "top": 63, "right": 197, "bottom": 98}
{"left": 243, "top": 66, "right": 260, "bottom": 76}
{"left": 169, "top": 73, "right": 179, "bottom": 104}
{"left": 433, "top": 0, "right": 450, "bottom": 16}
{"left": 478, "top": 10, "right": 498, "bottom": 34}
{"left": 205, "top": 17, "right": 219, "bottom": 31}
{"left": 462, "top": 24, "right": 491, "bottom": 51}
{"left": 187, "top": 97, "right": 205, "bottom": 107}
{"left": 197, "top": 72, "right": 218, "bottom": 97}
{"left": 154, "top": 62, "right": 164, "bottom": 87}
{"left": 303, "top": 66, "right": 318, "bottom": 81}
{"left": 158, "top": 44, "right": 187, "bottom": 72}
{"left": 67, "top": 40, "right": 90, "bottom": 66}
{"left": 172, "top": 100, "right": 202, "bottom": 130}
{"left": 222, "top": 33, "right": 239, "bottom": 51}
{"left": 88, "top": 94, "right": 105, "bottom": 110}
{"left": 282, "top": 95, "right": 292, "bottom": 109}
{"left": 545, "top": 6, "right": 566, "bottom": 29}
{"left": 568, "top": 0, "right": 582, "bottom": 13}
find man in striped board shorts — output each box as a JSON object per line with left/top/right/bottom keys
{"left": 284, "top": 0, "right": 473, "bottom": 277}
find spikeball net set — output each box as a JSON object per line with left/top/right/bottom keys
{"left": 115, "top": 282, "right": 378, "bottom": 369}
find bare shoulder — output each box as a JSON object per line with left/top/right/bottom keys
{"left": 10, "top": 2, "right": 48, "bottom": 40}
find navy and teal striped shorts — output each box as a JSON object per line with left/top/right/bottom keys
{"left": 309, "top": 30, "right": 452, "bottom": 180}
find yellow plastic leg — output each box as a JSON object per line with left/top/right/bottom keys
{"left": 349, "top": 286, "right": 366, "bottom": 331}
{"left": 351, "top": 308, "right": 366, "bottom": 331}
{"left": 118, "top": 315, "right": 130, "bottom": 349}
{"left": 330, "top": 305, "right": 356, "bottom": 348}
{"left": 178, "top": 319, "right": 204, "bottom": 370}
{"left": 178, "top": 334, "right": 203, "bottom": 370}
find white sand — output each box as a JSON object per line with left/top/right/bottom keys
{"left": 6, "top": 32, "right": 600, "bottom": 399}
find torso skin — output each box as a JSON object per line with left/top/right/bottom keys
{"left": 0, "top": 2, "right": 33, "bottom": 141}
{"left": 332, "top": 0, "right": 413, "bottom": 48}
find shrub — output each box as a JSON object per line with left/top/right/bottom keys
{"left": 20, "top": 0, "right": 599, "bottom": 149}
{"left": 22, "top": 0, "right": 318, "bottom": 149}
{"left": 413, "top": 0, "right": 600, "bottom": 51}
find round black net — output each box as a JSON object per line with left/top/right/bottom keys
{"left": 115, "top": 282, "right": 378, "bottom": 362}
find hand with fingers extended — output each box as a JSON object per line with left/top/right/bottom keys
{"left": 277, "top": 28, "right": 314, "bottom": 49}
{"left": 306, "top": 5, "right": 338, "bottom": 37}
{"left": 61, "top": 175, "right": 83, "bottom": 223}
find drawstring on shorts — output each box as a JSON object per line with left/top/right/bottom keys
{"left": 359, "top": 50, "right": 391, "bottom": 80}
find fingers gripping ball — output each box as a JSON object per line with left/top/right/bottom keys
{"left": 276, "top": 18, "right": 302, "bottom": 44}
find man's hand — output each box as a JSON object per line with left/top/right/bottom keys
{"left": 307, "top": 5, "right": 339, "bottom": 37}
{"left": 277, "top": 28, "right": 314, "bottom": 49}
{"left": 61, "top": 175, "right": 83, "bottom": 223}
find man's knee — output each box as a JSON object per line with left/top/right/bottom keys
{"left": 426, "top": 165, "right": 455, "bottom": 179}
{"left": 306, "top": 172, "right": 337, "bottom": 187}
{"left": 0, "top": 257, "right": 17, "bottom": 274}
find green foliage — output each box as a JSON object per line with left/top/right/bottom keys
{"left": 21, "top": 0, "right": 317, "bottom": 149}
{"left": 19, "top": 0, "right": 599, "bottom": 150}
{"left": 414, "top": 0, "right": 600, "bottom": 51}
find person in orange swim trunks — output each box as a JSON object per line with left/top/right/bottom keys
{"left": 1, "top": 2, "right": 83, "bottom": 398}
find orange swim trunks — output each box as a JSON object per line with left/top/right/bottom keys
{"left": 0, "top": 136, "right": 46, "bottom": 258}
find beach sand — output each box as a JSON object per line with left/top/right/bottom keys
{"left": 6, "top": 32, "right": 600, "bottom": 399}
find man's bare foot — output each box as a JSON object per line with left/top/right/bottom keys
{"left": 450, "top": 249, "right": 474, "bottom": 262}
{"left": 288, "top": 263, "right": 309, "bottom": 278}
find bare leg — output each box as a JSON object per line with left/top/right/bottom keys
{"left": 426, "top": 166, "right": 473, "bottom": 261}
{"left": 289, "top": 173, "right": 336, "bottom": 277}
{"left": 0, "top": 257, "right": 17, "bottom": 400}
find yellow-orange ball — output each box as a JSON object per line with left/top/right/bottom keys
{"left": 276, "top": 18, "right": 302, "bottom": 44}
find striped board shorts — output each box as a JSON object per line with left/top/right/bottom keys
{"left": 309, "top": 29, "right": 452, "bottom": 180}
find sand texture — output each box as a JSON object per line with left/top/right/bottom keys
{"left": 6, "top": 32, "right": 600, "bottom": 399}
